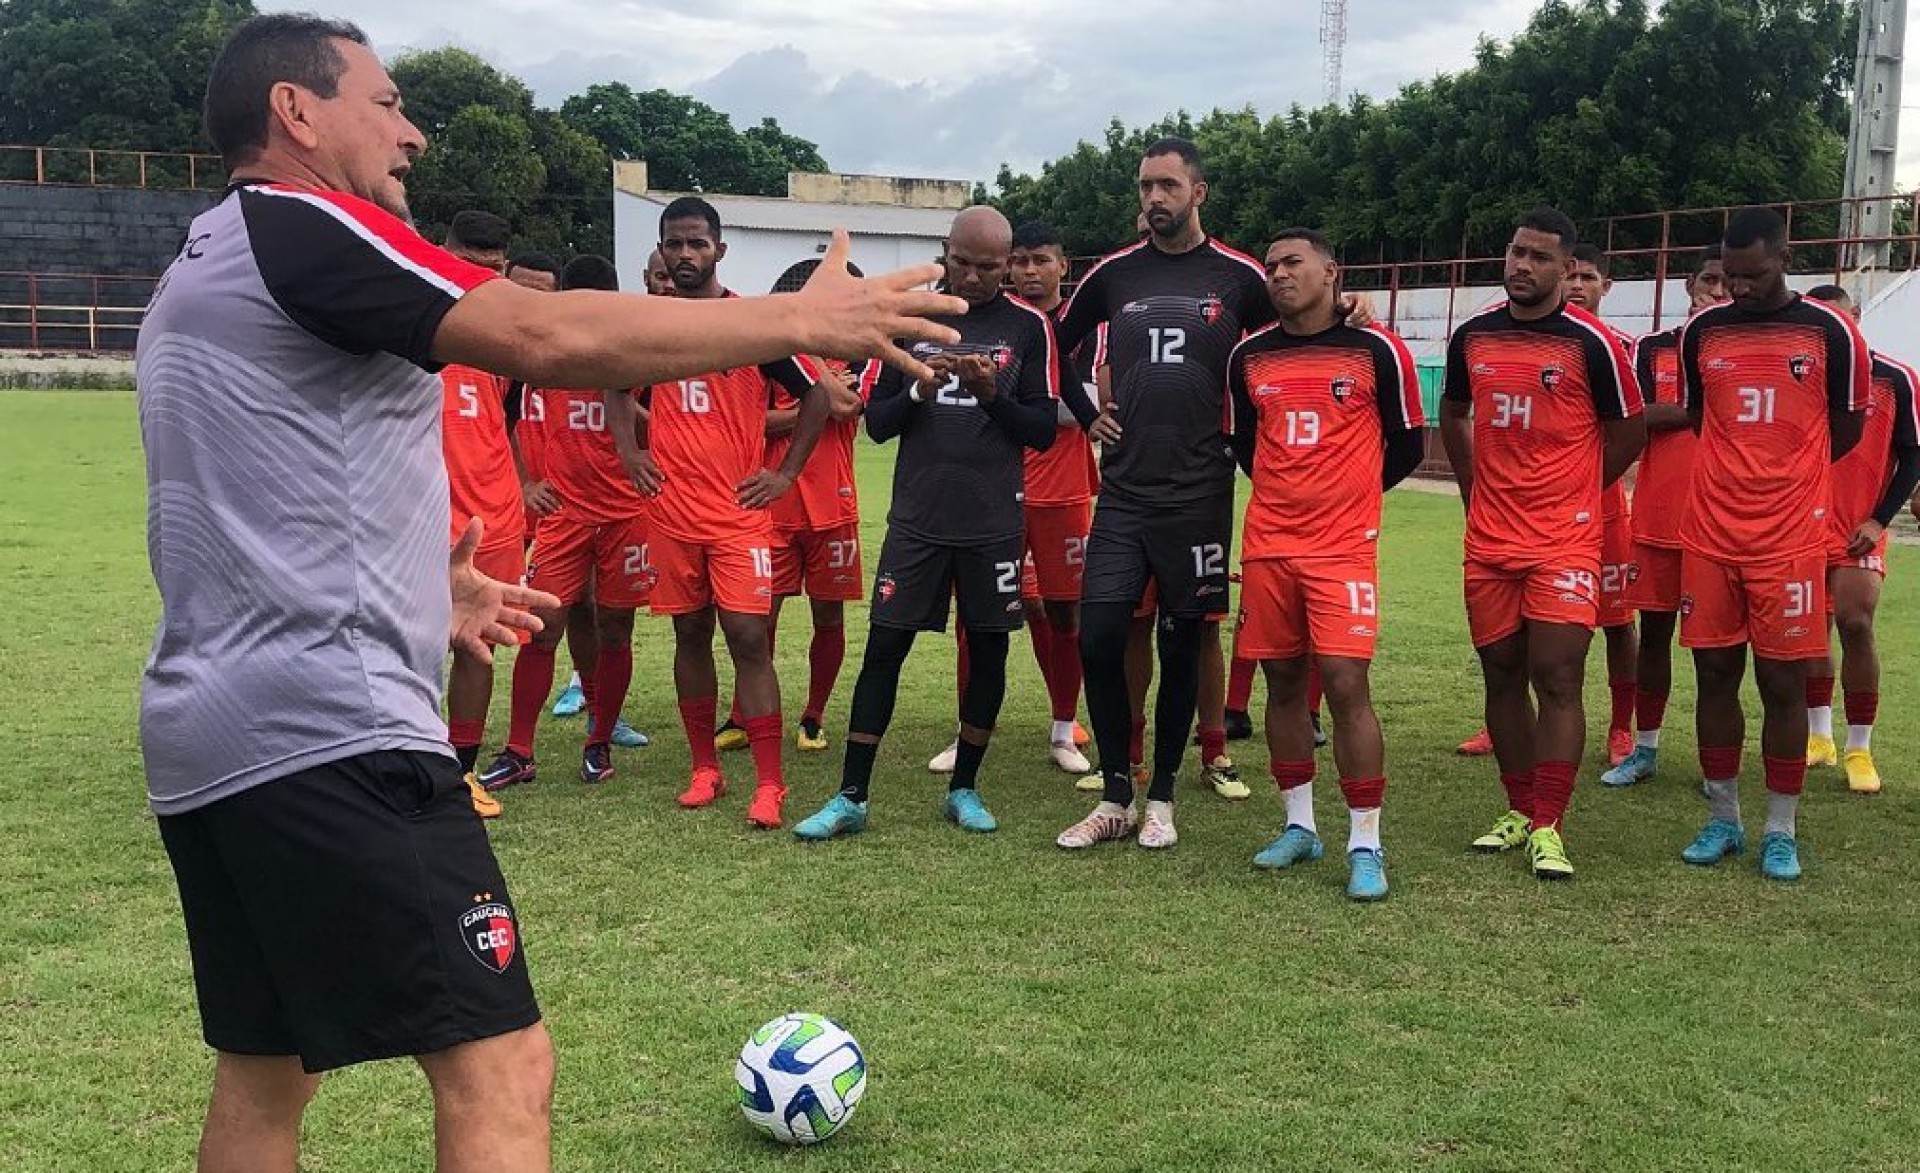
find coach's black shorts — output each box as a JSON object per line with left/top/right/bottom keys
{"left": 157, "top": 750, "right": 541, "bottom": 1074}
{"left": 1082, "top": 494, "right": 1234, "bottom": 618}
{"left": 871, "top": 528, "right": 1026, "bottom": 633}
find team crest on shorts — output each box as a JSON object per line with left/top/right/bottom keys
{"left": 1788, "top": 353, "right": 1816, "bottom": 381}
{"left": 1197, "top": 296, "right": 1224, "bottom": 325}
{"left": 876, "top": 574, "right": 897, "bottom": 604}
{"left": 1679, "top": 593, "right": 1694, "bottom": 617}
{"left": 461, "top": 897, "right": 518, "bottom": 974}
{"left": 1331, "top": 375, "right": 1358, "bottom": 402}
{"left": 1540, "top": 365, "right": 1565, "bottom": 390}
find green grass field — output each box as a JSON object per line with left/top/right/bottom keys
{"left": 7, "top": 389, "right": 1920, "bottom": 1172}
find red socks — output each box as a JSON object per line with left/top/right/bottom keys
{"left": 448, "top": 716, "right": 485, "bottom": 754}
{"left": 1608, "top": 679, "right": 1636, "bottom": 733}
{"left": 588, "top": 644, "right": 631, "bottom": 748}
{"left": 1635, "top": 689, "right": 1669, "bottom": 734}
{"left": 1763, "top": 754, "right": 1805, "bottom": 797}
{"left": 1047, "top": 624, "right": 1083, "bottom": 724}
{"left": 680, "top": 697, "right": 719, "bottom": 773}
{"left": 803, "top": 626, "right": 847, "bottom": 725}
{"left": 1340, "top": 776, "right": 1386, "bottom": 810}
{"left": 1271, "top": 759, "right": 1315, "bottom": 791}
{"left": 1699, "top": 745, "right": 1741, "bottom": 781}
{"left": 1846, "top": 690, "right": 1879, "bottom": 729}
{"left": 1227, "top": 655, "right": 1257, "bottom": 713}
{"left": 1198, "top": 724, "right": 1226, "bottom": 763}
{"left": 1806, "top": 674, "right": 1836, "bottom": 709}
{"left": 745, "top": 712, "right": 784, "bottom": 789}
{"left": 1532, "top": 761, "right": 1577, "bottom": 830}
{"left": 1499, "top": 770, "right": 1535, "bottom": 820}
{"left": 506, "top": 642, "right": 557, "bottom": 757}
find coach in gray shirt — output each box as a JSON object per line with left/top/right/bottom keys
{"left": 137, "top": 15, "right": 962, "bottom": 1172}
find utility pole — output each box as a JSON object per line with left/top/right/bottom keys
{"left": 1844, "top": 0, "right": 1906, "bottom": 271}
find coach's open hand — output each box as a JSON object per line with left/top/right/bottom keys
{"left": 797, "top": 231, "right": 966, "bottom": 385}
{"left": 450, "top": 519, "right": 559, "bottom": 663}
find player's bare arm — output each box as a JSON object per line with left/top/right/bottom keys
{"left": 602, "top": 388, "right": 664, "bottom": 496}
{"left": 1438, "top": 398, "right": 1474, "bottom": 507}
{"left": 739, "top": 374, "right": 835, "bottom": 509}
{"left": 1829, "top": 404, "right": 1866, "bottom": 462}
{"left": 1601, "top": 415, "right": 1647, "bottom": 486}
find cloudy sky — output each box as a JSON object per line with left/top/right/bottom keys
{"left": 268, "top": 0, "right": 1920, "bottom": 188}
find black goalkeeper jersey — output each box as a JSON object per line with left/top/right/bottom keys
{"left": 1055, "top": 237, "right": 1275, "bottom": 507}
{"left": 863, "top": 291, "right": 1059, "bottom": 544}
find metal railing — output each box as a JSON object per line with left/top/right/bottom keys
{"left": 0, "top": 271, "right": 158, "bottom": 352}
{"left": 0, "top": 144, "right": 225, "bottom": 191}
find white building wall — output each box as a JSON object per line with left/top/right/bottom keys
{"left": 615, "top": 190, "right": 944, "bottom": 298}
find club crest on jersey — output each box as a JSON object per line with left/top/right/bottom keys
{"left": 876, "top": 574, "right": 898, "bottom": 604}
{"left": 461, "top": 898, "right": 517, "bottom": 974}
{"left": 1540, "top": 365, "right": 1565, "bottom": 390}
{"left": 1788, "top": 353, "right": 1816, "bottom": 381}
{"left": 991, "top": 345, "right": 1013, "bottom": 370}
{"left": 1331, "top": 375, "right": 1358, "bottom": 402}
{"left": 1197, "top": 296, "right": 1225, "bottom": 325}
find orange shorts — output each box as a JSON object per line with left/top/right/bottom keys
{"left": 526, "top": 513, "right": 651, "bottom": 610}
{"left": 1625, "top": 543, "right": 1682, "bottom": 613}
{"left": 1021, "top": 501, "right": 1092, "bottom": 602}
{"left": 1464, "top": 556, "right": 1600, "bottom": 649}
{"left": 772, "top": 522, "right": 864, "bottom": 601}
{"left": 1131, "top": 578, "right": 1231, "bottom": 622}
{"left": 1679, "top": 551, "right": 1827, "bottom": 660}
{"left": 1827, "top": 531, "right": 1890, "bottom": 579}
{"left": 1598, "top": 514, "right": 1637, "bottom": 629}
{"left": 650, "top": 531, "right": 775, "bottom": 616}
{"left": 1235, "top": 556, "right": 1378, "bottom": 661}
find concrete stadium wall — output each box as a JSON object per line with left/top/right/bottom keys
{"left": 0, "top": 185, "right": 217, "bottom": 277}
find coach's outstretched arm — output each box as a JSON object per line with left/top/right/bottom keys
{"left": 437, "top": 231, "right": 965, "bottom": 389}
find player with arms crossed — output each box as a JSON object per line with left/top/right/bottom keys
{"left": 1799, "top": 285, "right": 1920, "bottom": 793}
{"left": 1050, "top": 138, "right": 1274, "bottom": 850}
{"left": 609, "top": 197, "right": 834, "bottom": 829}
{"left": 1227, "top": 227, "right": 1425, "bottom": 901}
{"left": 1675, "top": 209, "right": 1867, "bottom": 880}
{"left": 794, "top": 206, "right": 1059, "bottom": 840}
{"left": 1602, "top": 247, "right": 1726, "bottom": 787}
{"left": 1439, "top": 208, "right": 1644, "bottom": 881}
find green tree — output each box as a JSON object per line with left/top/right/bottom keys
{"left": 559, "top": 82, "right": 825, "bottom": 195}
{"left": 406, "top": 105, "right": 546, "bottom": 242}
{"left": 991, "top": 0, "right": 1858, "bottom": 263}
{"left": 0, "top": 0, "right": 253, "bottom": 165}
{"left": 388, "top": 47, "right": 533, "bottom": 141}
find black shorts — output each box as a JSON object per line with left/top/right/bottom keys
{"left": 1082, "top": 494, "right": 1234, "bottom": 618}
{"left": 871, "top": 529, "right": 1026, "bottom": 633}
{"left": 157, "top": 750, "right": 541, "bottom": 1074}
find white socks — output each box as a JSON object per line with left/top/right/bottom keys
{"left": 1349, "top": 807, "right": 1382, "bottom": 853}
{"left": 1808, "top": 706, "right": 1834, "bottom": 739}
{"left": 1051, "top": 719, "right": 1075, "bottom": 745}
{"left": 1283, "top": 783, "right": 1316, "bottom": 833}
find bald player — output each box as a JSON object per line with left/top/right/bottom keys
{"left": 795, "top": 207, "right": 1060, "bottom": 840}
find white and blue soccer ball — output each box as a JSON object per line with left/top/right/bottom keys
{"left": 735, "top": 1012, "right": 868, "bottom": 1145}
